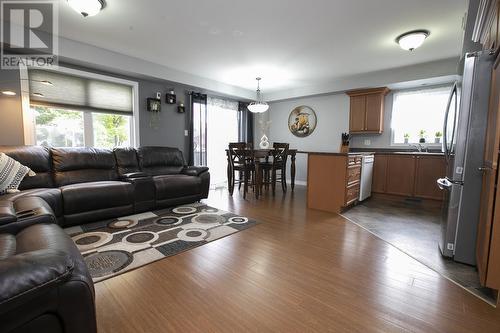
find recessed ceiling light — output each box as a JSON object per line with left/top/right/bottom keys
{"left": 396, "top": 30, "right": 430, "bottom": 51}
{"left": 1, "top": 90, "right": 16, "bottom": 96}
{"left": 67, "top": 0, "right": 105, "bottom": 17}
{"left": 32, "top": 92, "right": 44, "bottom": 97}
{"left": 39, "top": 80, "right": 53, "bottom": 86}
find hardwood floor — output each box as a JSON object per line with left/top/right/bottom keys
{"left": 95, "top": 186, "right": 500, "bottom": 332}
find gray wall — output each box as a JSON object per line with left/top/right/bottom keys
{"left": 0, "top": 64, "right": 193, "bottom": 154}
{"left": 262, "top": 91, "right": 410, "bottom": 183}
{"left": 138, "top": 80, "right": 189, "bottom": 154}
{"left": 0, "top": 67, "right": 24, "bottom": 145}
{"left": 263, "top": 93, "right": 350, "bottom": 183}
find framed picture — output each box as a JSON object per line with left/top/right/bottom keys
{"left": 288, "top": 105, "right": 317, "bottom": 137}
{"left": 147, "top": 98, "right": 161, "bottom": 112}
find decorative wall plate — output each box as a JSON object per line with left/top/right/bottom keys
{"left": 288, "top": 105, "right": 317, "bottom": 137}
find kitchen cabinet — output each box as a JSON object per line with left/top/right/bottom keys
{"left": 414, "top": 155, "right": 446, "bottom": 200}
{"left": 385, "top": 155, "right": 416, "bottom": 196}
{"left": 477, "top": 52, "right": 500, "bottom": 291}
{"left": 372, "top": 153, "right": 445, "bottom": 200}
{"left": 477, "top": 0, "right": 500, "bottom": 52}
{"left": 349, "top": 95, "right": 366, "bottom": 132}
{"left": 372, "top": 155, "right": 388, "bottom": 193}
{"left": 307, "top": 153, "right": 362, "bottom": 213}
{"left": 346, "top": 87, "right": 389, "bottom": 134}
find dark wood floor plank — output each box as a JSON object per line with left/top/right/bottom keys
{"left": 95, "top": 186, "right": 500, "bottom": 333}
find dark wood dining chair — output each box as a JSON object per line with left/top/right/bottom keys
{"left": 260, "top": 142, "right": 289, "bottom": 195}
{"left": 227, "top": 142, "right": 255, "bottom": 198}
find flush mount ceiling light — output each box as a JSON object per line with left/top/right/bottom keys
{"left": 248, "top": 78, "right": 269, "bottom": 113}
{"left": 1, "top": 90, "right": 16, "bottom": 96}
{"left": 67, "top": 0, "right": 105, "bottom": 17}
{"left": 32, "top": 92, "right": 44, "bottom": 97}
{"left": 38, "top": 80, "right": 53, "bottom": 86}
{"left": 396, "top": 30, "right": 430, "bottom": 51}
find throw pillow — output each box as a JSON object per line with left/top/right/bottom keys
{"left": 0, "top": 153, "right": 36, "bottom": 195}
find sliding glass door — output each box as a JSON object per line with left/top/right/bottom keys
{"left": 191, "top": 97, "right": 240, "bottom": 188}
{"left": 207, "top": 98, "right": 239, "bottom": 187}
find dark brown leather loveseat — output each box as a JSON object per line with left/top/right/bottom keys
{"left": 0, "top": 145, "right": 209, "bottom": 333}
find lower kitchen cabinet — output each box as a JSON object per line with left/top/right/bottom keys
{"left": 414, "top": 155, "right": 446, "bottom": 200}
{"left": 372, "top": 153, "right": 445, "bottom": 200}
{"left": 385, "top": 155, "right": 416, "bottom": 196}
{"left": 372, "top": 155, "right": 388, "bottom": 193}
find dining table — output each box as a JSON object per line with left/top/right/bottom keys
{"left": 226, "top": 148, "right": 297, "bottom": 199}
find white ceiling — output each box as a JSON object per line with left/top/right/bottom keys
{"left": 55, "top": 0, "right": 467, "bottom": 96}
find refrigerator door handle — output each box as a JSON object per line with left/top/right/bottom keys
{"left": 443, "top": 82, "right": 458, "bottom": 159}
{"left": 437, "top": 178, "right": 452, "bottom": 190}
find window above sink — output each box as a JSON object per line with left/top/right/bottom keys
{"left": 390, "top": 86, "right": 452, "bottom": 146}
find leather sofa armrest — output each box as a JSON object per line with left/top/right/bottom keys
{"left": 0, "top": 201, "right": 17, "bottom": 226}
{"left": 181, "top": 166, "right": 209, "bottom": 177}
{"left": 0, "top": 249, "right": 74, "bottom": 312}
{"left": 120, "top": 172, "right": 149, "bottom": 180}
{"left": 0, "top": 197, "right": 56, "bottom": 234}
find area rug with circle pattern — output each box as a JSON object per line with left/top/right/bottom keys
{"left": 65, "top": 203, "right": 258, "bottom": 282}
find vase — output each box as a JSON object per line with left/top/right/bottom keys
{"left": 404, "top": 138, "right": 409, "bottom": 144}
{"left": 435, "top": 138, "right": 441, "bottom": 144}
{"left": 259, "top": 134, "right": 270, "bottom": 149}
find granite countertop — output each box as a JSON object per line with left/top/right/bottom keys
{"left": 297, "top": 151, "right": 373, "bottom": 156}
{"left": 298, "top": 150, "right": 444, "bottom": 156}
{"left": 350, "top": 147, "right": 444, "bottom": 156}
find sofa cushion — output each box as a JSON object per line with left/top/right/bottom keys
{"left": 153, "top": 175, "right": 201, "bottom": 200}
{"left": 138, "top": 147, "right": 185, "bottom": 176}
{"left": 60, "top": 181, "right": 134, "bottom": 215}
{"left": 52, "top": 147, "right": 118, "bottom": 187}
{"left": 114, "top": 148, "right": 140, "bottom": 176}
{"left": 0, "top": 153, "right": 34, "bottom": 195}
{"left": 0, "top": 146, "right": 53, "bottom": 190}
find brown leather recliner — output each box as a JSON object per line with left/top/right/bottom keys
{"left": 0, "top": 223, "right": 96, "bottom": 333}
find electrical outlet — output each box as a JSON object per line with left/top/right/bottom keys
{"left": 184, "top": 130, "right": 189, "bottom": 137}
{"left": 364, "top": 139, "right": 371, "bottom": 146}
{"left": 447, "top": 243, "right": 454, "bottom": 251}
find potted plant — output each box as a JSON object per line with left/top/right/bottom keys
{"left": 418, "top": 130, "right": 426, "bottom": 143}
{"left": 435, "top": 131, "right": 442, "bottom": 144}
{"left": 404, "top": 133, "right": 410, "bottom": 144}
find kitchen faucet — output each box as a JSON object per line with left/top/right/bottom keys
{"left": 409, "top": 143, "right": 427, "bottom": 152}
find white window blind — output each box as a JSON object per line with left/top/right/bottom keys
{"left": 29, "top": 69, "right": 133, "bottom": 115}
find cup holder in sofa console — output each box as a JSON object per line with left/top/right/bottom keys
{"left": 16, "top": 209, "right": 39, "bottom": 219}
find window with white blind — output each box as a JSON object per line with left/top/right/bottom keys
{"left": 28, "top": 67, "right": 137, "bottom": 148}
{"left": 391, "top": 86, "right": 452, "bottom": 145}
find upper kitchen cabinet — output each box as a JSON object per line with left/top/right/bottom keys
{"left": 474, "top": 0, "right": 500, "bottom": 51}
{"left": 346, "top": 87, "right": 390, "bottom": 134}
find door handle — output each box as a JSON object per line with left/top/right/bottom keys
{"left": 437, "top": 178, "right": 452, "bottom": 190}
{"left": 479, "top": 166, "right": 492, "bottom": 172}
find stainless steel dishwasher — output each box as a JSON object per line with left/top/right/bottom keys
{"left": 359, "top": 155, "right": 374, "bottom": 201}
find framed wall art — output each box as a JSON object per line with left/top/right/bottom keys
{"left": 288, "top": 105, "right": 317, "bottom": 137}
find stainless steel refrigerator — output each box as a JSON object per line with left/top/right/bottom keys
{"left": 437, "top": 50, "right": 494, "bottom": 265}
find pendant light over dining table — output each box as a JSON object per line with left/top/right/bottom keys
{"left": 248, "top": 77, "right": 269, "bottom": 113}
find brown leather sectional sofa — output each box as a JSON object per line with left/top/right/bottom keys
{"left": 0, "top": 146, "right": 210, "bottom": 333}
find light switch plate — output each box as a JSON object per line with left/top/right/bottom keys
{"left": 184, "top": 130, "right": 189, "bottom": 136}
{"left": 364, "top": 139, "right": 371, "bottom": 146}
